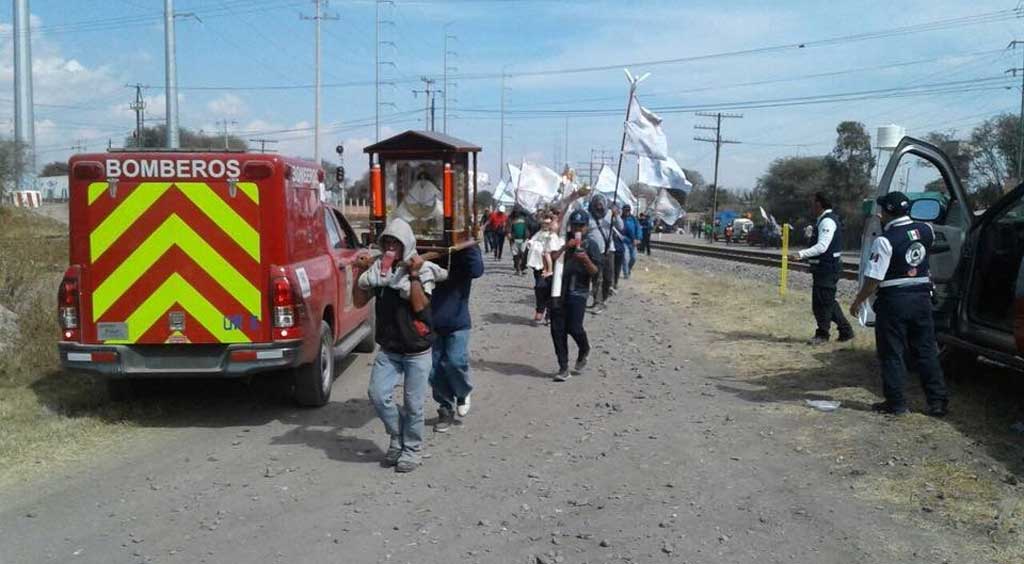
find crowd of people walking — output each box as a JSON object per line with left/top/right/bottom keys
{"left": 350, "top": 195, "right": 652, "bottom": 473}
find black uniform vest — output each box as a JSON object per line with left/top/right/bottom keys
{"left": 809, "top": 210, "right": 843, "bottom": 276}
{"left": 879, "top": 218, "right": 933, "bottom": 295}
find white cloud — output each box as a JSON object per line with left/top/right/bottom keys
{"left": 206, "top": 93, "right": 248, "bottom": 118}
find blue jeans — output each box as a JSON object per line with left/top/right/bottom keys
{"left": 368, "top": 350, "right": 432, "bottom": 463}
{"left": 429, "top": 329, "right": 473, "bottom": 411}
{"left": 622, "top": 243, "right": 636, "bottom": 278}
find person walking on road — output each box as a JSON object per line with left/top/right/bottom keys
{"left": 789, "top": 192, "right": 854, "bottom": 345}
{"left": 639, "top": 212, "right": 653, "bottom": 255}
{"left": 488, "top": 205, "right": 508, "bottom": 261}
{"left": 429, "top": 243, "right": 484, "bottom": 433}
{"left": 354, "top": 218, "right": 447, "bottom": 473}
{"left": 621, "top": 204, "right": 640, "bottom": 278}
{"left": 850, "top": 192, "right": 948, "bottom": 417}
{"left": 509, "top": 209, "right": 530, "bottom": 275}
{"left": 548, "top": 209, "right": 601, "bottom": 381}
{"left": 587, "top": 194, "right": 621, "bottom": 313}
{"left": 480, "top": 207, "right": 492, "bottom": 254}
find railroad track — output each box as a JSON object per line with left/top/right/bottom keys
{"left": 648, "top": 240, "right": 860, "bottom": 280}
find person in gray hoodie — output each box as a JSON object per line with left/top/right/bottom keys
{"left": 586, "top": 194, "right": 622, "bottom": 314}
{"left": 353, "top": 218, "right": 448, "bottom": 473}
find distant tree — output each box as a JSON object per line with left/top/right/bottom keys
{"left": 754, "top": 156, "right": 828, "bottom": 225}
{"left": 922, "top": 131, "right": 971, "bottom": 186}
{"left": 40, "top": 161, "right": 69, "bottom": 177}
{"left": 968, "top": 113, "right": 1019, "bottom": 194}
{"left": 349, "top": 171, "right": 371, "bottom": 202}
{"left": 681, "top": 168, "right": 706, "bottom": 189}
{"left": 125, "top": 125, "right": 249, "bottom": 151}
{"left": 476, "top": 190, "right": 494, "bottom": 210}
{"left": 824, "top": 121, "right": 875, "bottom": 245}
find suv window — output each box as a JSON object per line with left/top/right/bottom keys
{"left": 324, "top": 209, "right": 344, "bottom": 249}
{"left": 332, "top": 209, "right": 358, "bottom": 249}
{"left": 969, "top": 198, "right": 1024, "bottom": 331}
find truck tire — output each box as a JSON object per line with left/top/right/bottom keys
{"left": 293, "top": 321, "right": 335, "bottom": 407}
{"left": 355, "top": 309, "right": 376, "bottom": 353}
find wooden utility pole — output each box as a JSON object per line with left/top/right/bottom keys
{"left": 694, "top": 112, "right": 742, "bottom": 240}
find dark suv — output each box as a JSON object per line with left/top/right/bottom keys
{"left": 859, "top": 136, "right": 1024, "bottom": 370}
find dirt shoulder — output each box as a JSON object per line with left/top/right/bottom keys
{"left": 636, "top": 253, "right": 1024, "bottom": 564}
{"left": 0, "top": 251, "right": 1020, "bottom": 564}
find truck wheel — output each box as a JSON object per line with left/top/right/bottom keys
{"left": 293, "top": 321, "right": 335, "bottom": 407}
{"left": 355, "top": 309, "right": 376, "bottom": 353}
{"left": 106, "top": 379, "right": 135, "bottom": 402}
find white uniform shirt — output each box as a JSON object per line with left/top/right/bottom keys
{"left": 797, "top": 209, "right": 836, "bottom": 260}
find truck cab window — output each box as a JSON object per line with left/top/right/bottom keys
{"left": 324, "top": 209, "right": 343, "bottom": 249}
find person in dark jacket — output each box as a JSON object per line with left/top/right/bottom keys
{"left": 549, "top": 209, "right": 601, "bottom": 381}
{"left": 354, "top": 218, "right": 447, "bottom": 473}
{"left": 639, "top": 213, "right": 653, "bottom": 255}
{"left": 429, "top": 244, "right": 485, "bottom": 432}
{"left": 480, "top": 207, "right": 492, "bottom": 254}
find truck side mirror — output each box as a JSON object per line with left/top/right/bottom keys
{"left": 910, "top": 199, "right": 942, "bottom": 222}
{"left": 360, "top": 232, "right": 372, "bottom": 247}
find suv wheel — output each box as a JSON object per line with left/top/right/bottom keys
{"left": 293, "top": 321, "right": 335, "bottom": 407}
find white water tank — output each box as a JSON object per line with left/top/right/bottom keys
{"left": 876, "top": 124, "right": 905, "bottom": 150}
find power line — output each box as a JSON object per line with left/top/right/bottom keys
{"left": 131, "top": 8, "right": 1021, "bottom": 92}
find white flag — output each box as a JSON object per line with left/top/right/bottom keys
{"left": 624, "top": 96, "right": 668, "bottom": 160}
{"left": 491, "top": 179, "right": 515, "bottom": 207}
{"left": 515, "top": 161, "right": 561, "bottom": 212}
{"left": 507, "top": 163, "right": 521, "bottom": 186}
{"left": 593, "top": 164, "right": 637, "bottom": 210}
{"left": 652, "top": 187, "right": 683, "bottom": 226}
{"left": 638, "top": 156, "right": 692, "bottom": 193}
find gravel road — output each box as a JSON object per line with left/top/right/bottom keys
{"left": 0, "top": 255, "right": 964, "bottom": 564}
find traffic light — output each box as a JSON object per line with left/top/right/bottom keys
{"left": 335, "top": 166, "right": 345, "bottom": 184}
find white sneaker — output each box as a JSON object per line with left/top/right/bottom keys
{"left": 456, "top": 394, "right": 471, "bottom": 417}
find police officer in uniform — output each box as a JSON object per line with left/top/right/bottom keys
{"left": 850, "top": 192, "right": 949, "bottom": 417}
{"left": 789, "top": 192, "right": 854, "bottom": 344}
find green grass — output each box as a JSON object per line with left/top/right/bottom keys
{"left": 0, "top": 207, "right": 144, "bottom": 485}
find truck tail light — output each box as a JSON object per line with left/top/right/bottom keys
{"left": 443, "top": 163, "right": 453, "bottom": 220}
{"left": 370, "top": 164, "right": 384, "bottom": 218}
{"left": 58, "top": 266, "right": 81, "bottom": 341}
{"left": 270, "top": 274, "right": 302, "bottom": 340}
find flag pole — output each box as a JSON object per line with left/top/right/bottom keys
{"left": 611, "top": 76, "right": 637, "bottom": 211}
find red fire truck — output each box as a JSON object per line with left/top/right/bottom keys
{"left": 57, "top": 150, "right": 374, "bottom": 406}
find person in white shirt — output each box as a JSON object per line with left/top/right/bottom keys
{"left": 788, "top": 192, "right": 854, "bottom": 344}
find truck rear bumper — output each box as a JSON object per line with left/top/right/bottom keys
{"left": 58, "top": 341, "right": 303, "bottom": 378}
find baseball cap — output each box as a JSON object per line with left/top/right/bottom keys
{"left": 876, "top": 192, "right": 911, "bottom": 214}
{"left": 569, "top": 210, "right": 590, "bottom": 226}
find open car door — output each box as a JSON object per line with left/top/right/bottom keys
{"left": 858, "top": 136, "right": 974, "bottom": 327}
{"left": 957, "top": 183, "right": 1024, "bottom": 357}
